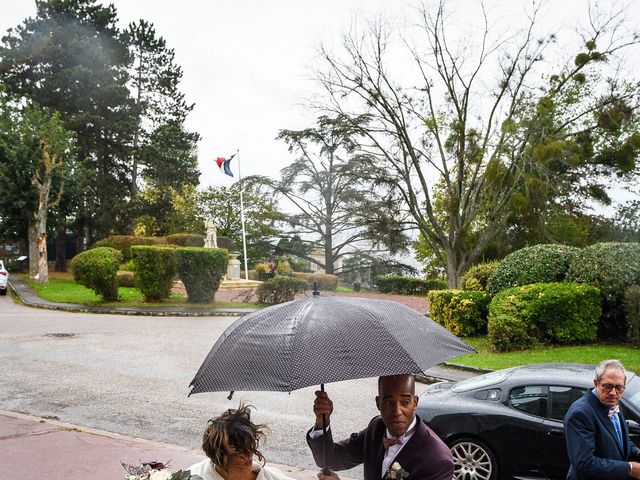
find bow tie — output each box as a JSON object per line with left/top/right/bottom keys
{"left": 609, "top": 404, "right": 620, "bottom": 418}
{"left": 383, "top": 426, "right": 416, "bottom": 449}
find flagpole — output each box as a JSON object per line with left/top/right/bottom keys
{"left": 236, "top": 149, "right": 249, "bottom": 280}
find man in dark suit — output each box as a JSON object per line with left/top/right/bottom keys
{"left": 564, "top": 359, "right": 640, "bottom": 479}
{"left": 307, "top": 374, "right": 453, "bottom": 480}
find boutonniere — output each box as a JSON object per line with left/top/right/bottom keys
{"left": 385, "top": 461, "right": 409, "bottom": 479}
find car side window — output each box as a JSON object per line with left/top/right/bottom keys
{"left": 548, "top": 385, "right": 588, "bottom": 421}
{"left": 509, "top": 385, "right": 547, "bottom": 417}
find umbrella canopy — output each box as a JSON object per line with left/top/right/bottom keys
{"left": 189, "top": 295, "right": 475, "bottom": 395}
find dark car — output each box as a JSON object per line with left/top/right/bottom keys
{"left": 417, "top": 363, "right": 640, "bottom": 480}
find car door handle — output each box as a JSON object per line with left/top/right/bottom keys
{"left": 547, "top": 429, "right": 563, "bottom": 437}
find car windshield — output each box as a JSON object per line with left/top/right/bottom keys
{"left": 452, "top": 368, "right": 512, "bottom": 393}
{"left": 625, "top": 375, "right": 640, "bottom": 411}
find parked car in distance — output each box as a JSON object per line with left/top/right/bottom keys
{"left": 0, "top": 260, "right": 8, "bottom": 295}
{"left": 418, "top": 363, "right": 640, "bottom": 480}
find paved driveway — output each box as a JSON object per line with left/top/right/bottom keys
{"left": 0, "top": 295, "right": 383, "bottom": 474}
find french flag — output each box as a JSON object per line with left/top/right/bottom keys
{"left": 216, "top": 154, "right": 236, "bottom": 177}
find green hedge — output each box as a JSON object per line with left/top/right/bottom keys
{"left": 375, "top": 275, "right": 447, "bottom": 295}
{"left": 291, "top": 272, "right": 338, "bottom": 291}
{"left": 175, "top": 247, "right": 228, "bottom": 303}
{"left": 566, "top": 242, "right": 640, "bottom": 338}
{"left": 166, "top": 233, "right": 205, "bottom": 247}
{"left": 461, "top": 261, "right": 500, "bottom": 291}
{"left": 132, "top": 246, "right": 177, "bottom": 301}
{"left": 256, "top": 276, "right": 308, "bottom": 305}
{"left": 488, "top": 282, "right": 601, "bottom": 352}
{"left": 624, "top": 286, "right": 640, "bottom": 344}
{"left": 428, "top": 290, "right": 490, "bottom": 336}
{"left": 70, "top": 247, "right": 122, "bottom": 301}
{"left": 487, "top": 244, "right": 579, "bottom": 295}
{"left": 93, "top": 235, "right": 165, "bottom": 262}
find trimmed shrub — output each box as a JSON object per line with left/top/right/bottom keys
{"left": 256, "top": 276, "right": 308, "bottom": 305}
{"left": 428, "top": 290, "right": 456, "bottom": 323}
{"left": 566, "top": 242, "right": 640, "bottom": 338}
{"left": 461, "top": 261, "right": 500, "bottom": 291}
{"left": 427, "top": 290, "right": 490, "bottom": 336}
{"left": 132, "top": 246, "right": 177, "bottom": 301}
{"left": 487, "top": 244, "right": 579, "bottom": 295}
{"left": 93, "top": 235, "right": 165, "bottom": 262}
{"left": 624, "top": 285, "right": 640, "bottom": 344}
{"left": 276, "top": 260, "right": 291, "bottom": 275}
{"left": 117, "top": 271, "right": 136, "bottom": 288}
{"left": 166, "top": 233, "right": 205, "bottom": 247}
{"left": 246, "top": 269, "right": 258, "bottom": 281}
{"left": 70, "top": 247, "right": 122, "bottom": 301}
{"left": 291, "top": 272, "right": 338, "bottom": 291}
{"left": 255, "top": 262, "right": 270, "bottom": 274}
{"left": 488, "top": 282, "right": 601, "bottom": 351}
{"left": 353, "top": 281, "right": 361, "bottom": 292}
{"left": 376, "top": 275, "right": 447, "bottom": 295}
{"left": 176, "top": 247, "right": 228, "bottom": 303}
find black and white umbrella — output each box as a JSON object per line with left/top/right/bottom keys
{"left": 189, "top": 295, "right": 475, "bottom": 396}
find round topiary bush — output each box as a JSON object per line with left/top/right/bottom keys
{"left": 70, "top": 247, "right": 123, "bottom": 301}
{"left": 132, "top": 246, "right": 177, "bottom": 301}
{"left": 488, "top": 282, "right": 601, "bottom": 351}
{"left": 487, "top": 244, "right": 580, "bottom": 295}
{"left": 175, "top": 247, "right": 228, "bottom": 303}
{"left": 566, "top": 242, "right": 640, "bottom": 337}
{"left": 461, "top": 261, "right": 500, "bottom": 291}
{"left": 566, "top": 242, "right": 640, "bottom": 302}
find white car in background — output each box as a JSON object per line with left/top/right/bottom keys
{"left": 0, "top": 260, "right": 8, "bottom": 295}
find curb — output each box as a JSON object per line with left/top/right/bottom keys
{"left": 0, "top": 409, "right": 201, "bottom": 452}
{"left": 8, "top": 280, "right": 255, "bottom": 317}
{"left": 442, "top": 362, "right": 493, "bottom": 374}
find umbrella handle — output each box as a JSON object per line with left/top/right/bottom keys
{"left": 320, "top": 384, "right": 332, "bottom": 477}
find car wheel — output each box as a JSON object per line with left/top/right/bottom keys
{"left": 450, "top": 437, "right": 497, "bottom": 480}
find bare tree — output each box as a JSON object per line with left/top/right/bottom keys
{"left": 316, "top": 1, "right": 640, "bottom": 286}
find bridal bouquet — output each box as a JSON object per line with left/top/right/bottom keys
{"left": 121, "top": 461, "right": 202, "bottom": 480}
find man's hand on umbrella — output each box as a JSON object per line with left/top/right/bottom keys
{"left": 313, "top": 390, "right": 334, "bottom": 429}
{"left": 317, "top": 471, "right": 340, "bottom": 480}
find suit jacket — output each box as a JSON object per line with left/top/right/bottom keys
{"left": 306, "top": 415, "right": 453, "bottom": 480}
{"left": 564, "top": 391, "right": 640, "bottom": 480}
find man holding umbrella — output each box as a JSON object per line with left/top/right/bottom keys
{"left": 307, "top": 374, "right": 454, "bottom": 480}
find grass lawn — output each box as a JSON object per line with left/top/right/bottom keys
{"left": 454, "top": 336, "right": 640, "bottom": 373}
{"left": 21, "top": 273, "right": 256, "bottom": 309}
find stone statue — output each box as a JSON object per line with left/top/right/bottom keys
{"left": 204, "top": 217, "right": 217, "bottom": 248}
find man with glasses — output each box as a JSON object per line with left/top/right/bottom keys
{"left": 565, "top": 359, "right": 640, "bottom": 479}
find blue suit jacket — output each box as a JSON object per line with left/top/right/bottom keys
{"left": 564, "top": 391, "right": 640, "bottom": 480}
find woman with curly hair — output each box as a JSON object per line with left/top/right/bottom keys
{"left": 189, "top": 404, "right": 296, "bottom": 480}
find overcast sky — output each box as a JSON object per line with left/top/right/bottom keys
{"left": 1, "top": 0, "right": 638, "bottom": 207}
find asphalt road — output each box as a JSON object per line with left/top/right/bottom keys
{"left": 0, "top": 294, "right": 416, "bottom": 476}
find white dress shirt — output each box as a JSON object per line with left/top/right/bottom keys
{"left": 308, "top": 417, "right": 418, "bottom": 478}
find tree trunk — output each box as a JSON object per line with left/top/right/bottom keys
{"left": 54, "top": 227, "right": 67, "bottom": 272}
{"left": 446, "top": 248, "right": 462, "bottom": 289}
{"left": 34, "top": 174, "right": 52, "bottom": 284}
{"left": 28, "top": 221, "right": 38, "bottom": 277}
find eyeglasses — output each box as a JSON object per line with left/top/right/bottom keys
{"left": 599, "top": 383, "right": 625, "bottom": 393}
